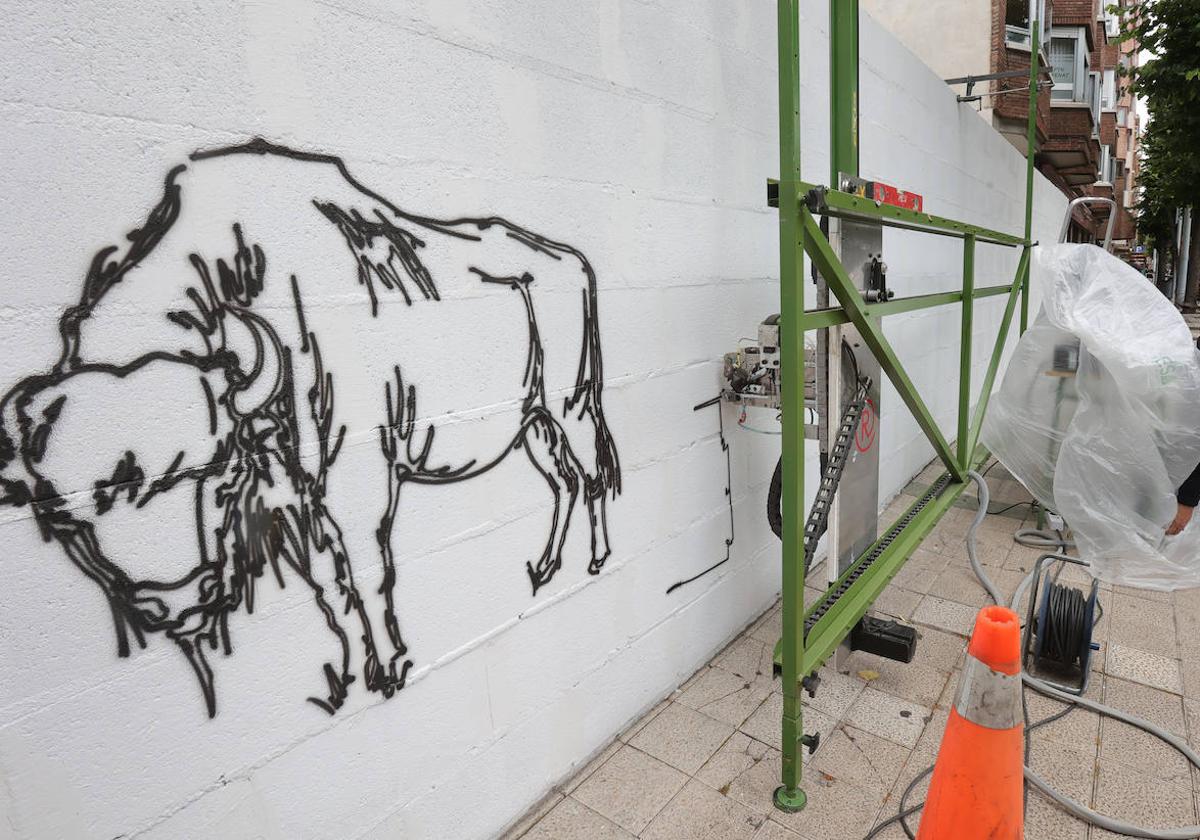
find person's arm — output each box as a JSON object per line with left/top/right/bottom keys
{"left": 1169, "top": 461, "right": 1200, "bottom": 535}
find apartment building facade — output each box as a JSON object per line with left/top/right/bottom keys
{"left": 865, "top": 0, "right": 1140, "bottom": 257}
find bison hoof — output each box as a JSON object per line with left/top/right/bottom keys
{"left": 587, "top": 551, "right": 611, "bottom": 576}
{"left": 526, "top": 558, "right": 562, "bottom": 595}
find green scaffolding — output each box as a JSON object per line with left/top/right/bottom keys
{"left": 771, "top": 0, "right": 1041, "bottom": 813}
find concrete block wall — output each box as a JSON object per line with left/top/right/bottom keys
{"left": 0, "top": 3, "right": 1066, "bottom": 839}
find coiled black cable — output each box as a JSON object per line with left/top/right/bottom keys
{"left": 1039, "top": 581, "right": 1088, "bottom": 668}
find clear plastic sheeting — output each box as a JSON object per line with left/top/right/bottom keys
{"left": 982, "top": 244, "right": 1200, "bottom": 590}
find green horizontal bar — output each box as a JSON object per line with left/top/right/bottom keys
{"left": 974, "top": 283, "right": 1011, "bottom": 299}
{"left": 770, "top": 446, "right": 990, "bottom": 676}
{"left": 797, "top": 284, "right": 1015, "bottom": 331}
{"left": 818, "top": 187, "right": 1027, "bottom": 247}
{"left": 767, "top": 179, "right": 1029, "bottom": 247}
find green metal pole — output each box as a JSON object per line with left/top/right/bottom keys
{"left": 829, "top": 0, "right": 860, "bottom": 183}
{"left": 1020, "top": 10, "right": 1040, "bottom": 334}
{"left": 775, "top": 0, "right": 808, "bottom": 815}
{"left": 958, "top": 235, "right": 975, "bottom": 469}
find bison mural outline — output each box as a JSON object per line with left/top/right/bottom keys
{"left": 0, "top": 139, "right": 620, "bottom": 716}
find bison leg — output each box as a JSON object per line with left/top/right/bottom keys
{"left": 584, "top": 483, "right": 613, "bottom": 575}
{"left": 370, "top": 462, "right": 413, "bottom": 692}
{"left": 521, "top": 409, "right": 584, "bottom": 595}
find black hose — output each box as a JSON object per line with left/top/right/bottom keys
{"left": 767, "top": 451, "right": 828, "bottom": 542}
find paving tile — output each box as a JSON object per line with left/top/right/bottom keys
{"left": 696, "top": 731, "right": 775, "bottom": 793}
{"left": 911, "top": 626, "right": 968, "bottom": 675}
{"left": 1024, "top": 785, "right": 1089, "bottom": 840}
{"left": 571, "top": 745, "right": 688, "bottom": 835}
{"left": 715, "top": 635, "right": 776, "bottom": 682}
{"left": 1024, "top": 689, "right": 1101, "bottom": 752}
{"left": 1182, "top": 660, "right": 1200, "bottom": 702}
{"left": 1114, "top": 583, "right": 1173, "bottom": 604}
{"left": 740, "top": 692, "right": 836, "bottom": 757}
{"left": 844, "top": 653, "right": 949, "bottom": 708}
{"left": 769, "top": 772, "right": 885, "bottom": 840}
{"left": 1103, "top": 676, "right": 1186, "bottom": 732}
{"left": 500, "top": 791, "right": 563, "bottom": 839}
{"left": 521, "top": 796, "right": 634, "bottom": 840}
{"left": 808, "top": 725, "right": 910, "bottom": 800}
{"left": 750, "top": 604, "right": 782, "bottom": 645}
{"left": 723, "top": 747, "right": 785, "bottom": 815}
{"left": 752, "top": 820, "right": 802, "bottom": 839}
{"left": 842, "top": 687, "right": 932, "bottom": 749}
{"left": 926, "top": 565, "right": 992, "bottom": 608}
{"left": 676, "top": 666, "right": 776, "bottom": 728}
{"left": 1004, "top": 543, "right": 1052, "bottom": 574}
{"left": 640, "top": 779, "right": 765, "bottom": 840}
{"left": 860, "top": 819, "right": 912, "bottom": 840}
{"left": 616, "top": 700, "right": 667, "bottom": 744}
{"left": 912, "top": 595, "right": 977, "bottom": 637}
{"left": 1108, "top": 593, "right": 1178, "bottom": 655}
{"left": 1028, "top": 738, "right": 1096, "bottom": 803}
{"left": 1090, "top": 762, "right": 1196, "bottom": 835}
{"left": 803, "top": 666, "right": 867, "bottom": 719}
{"left": 629, "top": 701, "right": 736, "bottom": 775}
{"left": 1100, "top": 718, "right": 1191, "bottom": 784}
{"left": 890, "top": 548, "right": 947, "bottom": 594}
{"left": 562, "top": 740, "right": 622, "bottom": 794}
{"left": 872, "top": 586, "right": 921, "bottom": 621}
{"left": 1106, "top": 643, "right": 1183, "bottom": 694}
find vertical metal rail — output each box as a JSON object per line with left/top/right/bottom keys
{"left": 958, "top": 234, "right": 975, "bottom": 466}
{"left": 829, "top": 0, "right": 859, "bottom": 184}
{"left": 774, "top": 0, "right": 808, "bottom": 814}
{"left": 1020, "top": 7, "right": 1040, "bottom": 334}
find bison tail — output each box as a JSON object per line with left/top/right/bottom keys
{"left": 570, "top": 281, "right": 621, "bottom": 500}
{"left": 593, "top": 410, "right": 621, "bottom": 499}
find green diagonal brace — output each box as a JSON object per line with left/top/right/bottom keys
{"left": 800, "top": 207, "right": 965, "bottom": 481}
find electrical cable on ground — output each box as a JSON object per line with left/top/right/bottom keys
{"left": 867, "top": 469, "right": 1200, "bottom": 839}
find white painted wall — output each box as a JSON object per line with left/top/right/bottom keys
{"left": 861, "top": 0, "right": 995, "bottom": 117}
{"left": 0, "top": 3, "right": 1065, "bottom": 840}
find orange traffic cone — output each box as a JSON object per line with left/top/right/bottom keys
{"left": 916, "top": 605, "right": 1024, "bottom": 840}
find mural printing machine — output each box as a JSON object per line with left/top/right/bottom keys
{"left": 758, "top": 0, "right": 1042, "bottom": 816}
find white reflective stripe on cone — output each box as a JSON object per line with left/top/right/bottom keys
{"left": 955, "top": 656, "right": 1022, "bottom": 730}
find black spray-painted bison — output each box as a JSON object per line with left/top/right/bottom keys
{"left": 0, "top": 140, "right": 620, "bottom": 716}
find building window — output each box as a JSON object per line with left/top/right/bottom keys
{"left": 1050, "top": 27, "right": 1089, "bottom": 102}
{"left": 1007, "top": 0, "right": 1049, "bottom": 47}
{"left": 1089, "top": 72, "right": 1101, "bottom": 133}
{"left": 1102, "top": 68, "right": 1117, "bottom": 109}
{"left": 1117, "top": 105, "right": 1128, "bottom": 125}
{"left": 1104, "top": 7, "right": 1121, "bottom": 39}
{"left": 1099, "top": 145, "right": 1115, "bottom": 184}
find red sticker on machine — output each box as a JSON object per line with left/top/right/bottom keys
{"left": 856, "top": 398, "right": 877, "bottom": 452}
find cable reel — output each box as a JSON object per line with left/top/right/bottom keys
{"left": 1021, "top": 554, "right": 1100, "bottom": 695}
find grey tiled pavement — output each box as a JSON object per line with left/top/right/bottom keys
{"left": 503, "top": 459, "right": 1200, "bottom": 839}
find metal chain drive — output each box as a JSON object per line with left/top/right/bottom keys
{"left": 803, "top": 375, "right": 871, "bottom": 571}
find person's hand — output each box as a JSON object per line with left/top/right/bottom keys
{"left": 1167, "top": 503, "right": 1195, "bottom": 536}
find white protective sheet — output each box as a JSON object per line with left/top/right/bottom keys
{"left": 982, "top": 244, "right": 1200, "bottom": 590}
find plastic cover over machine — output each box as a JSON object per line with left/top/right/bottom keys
{"left": 983, "top": 244, "right": 1200, "bottom": 590}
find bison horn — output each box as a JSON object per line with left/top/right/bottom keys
{"left": 221, "top": 308, "right": 285, "bottom": 419}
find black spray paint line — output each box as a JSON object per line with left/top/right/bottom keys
{"left": 665, "top": 396, "right": 735, "bottom": 595}
{"left": 0, "top": 140, "right": 620, "bottom": 717}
